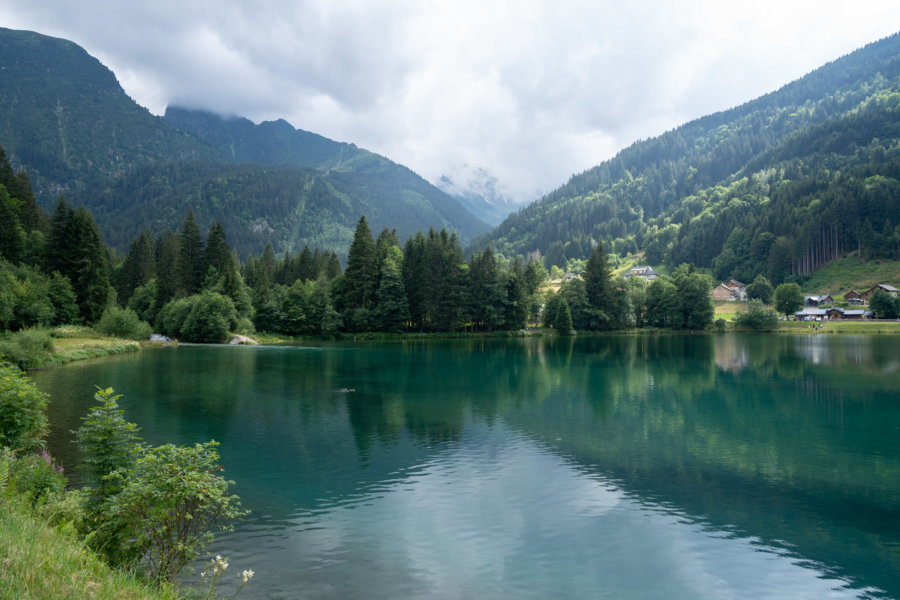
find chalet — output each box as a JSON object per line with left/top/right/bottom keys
{"left": 624, "top": 266, "right": 660, "bottom": 281}
{"left": 861, "top": 284, "right": 900, "bottom": 302}
{"left": 821, "top": 307, "right": 873, "bottom": 320}
{"left": 844, "top": 290, "right": 864, "bottom": 304}
{"left": 562, "top": 272, "right": 578, "bottom": 281}
{"left": 794, "top": 308, "right": 827, "bottom": 321}
{"left": 805, "top": 294, "right": 834, "bottom": 307}
{"left": 711, "top": 280, "right": 746, "bottom": 301}
{"left": 726, "top": 280, "right": 747, "bottom": 300}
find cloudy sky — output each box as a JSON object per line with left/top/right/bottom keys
{"left": 1, "top": 1, "right": 898, "bottom": 205}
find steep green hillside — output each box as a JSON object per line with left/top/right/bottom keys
{"left": 473, "top": 32, "right": 900, "bottom": 284}
{"left": 0, "top": 28, "right": 487, "bottom": 256}
{"left": 84, "top": 160, "right": 487, "bottom": 257}
{"left": 0, "top": 28, "right": 219, "bottom": 198}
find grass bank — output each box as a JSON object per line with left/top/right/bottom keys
{"left": 0, "top": 499, "right": 177, "bottom": 600}
{"left": 48, "top": 326, "right": 140, "bottom": 366}
{"left": 0, "top": 326, "right": 140, "bottom": 370}
{"left": 778, "top": 320, "right": 900, "bottom": 334}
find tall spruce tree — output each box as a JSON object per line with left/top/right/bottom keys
{"left": 117, "top": 229, "right": 156, "bottom": 305}
{"left": 71, "top": 208, "right": 111, "bottom": 322}
{"left": 374, "top": 247, "right": 409, "bottom": 332}
{"left": 583, "top": 241, "right": 613, "bottom": 317}
{"left": 341, "top": 216, "right": 378, "bottom": 328}
{"left": 176, "top": 209, "right": 204, "bottom": 296}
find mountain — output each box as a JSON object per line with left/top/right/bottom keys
{"left": 472, "top": 32, "right": 900, "bottom": 284}
{"left": 436, "top": 166, "right": 518, "bottom": 226}
{"left": 0, "top": 28, "right": 218, "bottom": 200}
{"left": 0, "top": 28, "right": 488, "bottom": 255}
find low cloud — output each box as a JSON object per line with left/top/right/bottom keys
{"left": 1, "top": 0, "right": 897, "bottom": 203}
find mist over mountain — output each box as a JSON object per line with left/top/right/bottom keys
{"left": 0, "top": 27, "right": 488, "bottom": 256}
{"left": 437, "top": 165, "right": 518, "bottom": 226}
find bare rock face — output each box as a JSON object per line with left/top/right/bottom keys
{"left": 228, "top": 335, "right": 259, "bottom": 345}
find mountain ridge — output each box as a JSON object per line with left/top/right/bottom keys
{"left": 0, "top": 27, "right": 488, "bottom": 256}
{"left": 472, "top": 31, "right": 900, "bottom": 284}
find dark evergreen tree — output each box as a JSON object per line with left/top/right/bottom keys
{"left": 341, "top": 216, "right": 378, "bottom": 330}
{"left": 503, "top": 258, "right": 529, "bottom": 330}
{"left": 117, "top": 229, "right": 156, "bottom": 305}
{"left": 176, "top": 209, "right": 204, "bottom": 296}
{"left": 71, "top": 208, "right": 111, "bottom": 322}
{"left": 468, "top": 246, "right": 504, "bottom": 331}
{"left": 45, "top": 196, "right": 76, "bottom": 279}
{"left": 154, "top": 231, "right": 179, "bottom": 309}
{"left": 583, "top": 241, "right": 614, "bottom": 328}
{"left": 0, "top": 186, "right": 24, "bottom": 263}
{"left": 403, "top": 232, "right": 428, "bottom": 330}
{"left": 15, "top": 171, "right": 47, "bottom": 235}
{"left": 373, "top": 247, "right": 409, "bottom": 332}
{"left": 556, "top": 298, "right": 574, "bottom": 335}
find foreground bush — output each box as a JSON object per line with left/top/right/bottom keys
{"left": 76, "top": 387, "right": 245, "bottom": 582}
{"left": 103, "top": 441, "right": 246, "bottom": 582}
{"left": 94, "top": 306, "right": 152, "bottom": 340}
{"left": 0, "top": 327, "right": 54, "bottom": 369}
{"left": 0, "top": 361, "right": 48, "bottom": 451}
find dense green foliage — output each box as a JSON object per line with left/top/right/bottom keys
{"left": 774, "top": 283, "right": 805, "bottom": 317}
{"left": 0, "top": 28, "right": 487, "bottom": 258}
{"left": 94, "top": 306, "right": 152, "bottom": 340}
{"left": 72, "top": 386, "right": 245, "bottom": 582}
{"left": 0, "top": 361, "right": 48, "bottom": 452}
{"left": 472, "top": 33, "right": 900, "bottom": 283}
{"left": 733, "top": 299, "right": 780, "bottom": 331}
{"left": 869, "top": 288, "right": 900, "bottom": 318}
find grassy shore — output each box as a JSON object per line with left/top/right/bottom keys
{"left": 777, "top": 320, "right": 900, "bottom": 334}
{"left": 47, "top": 326, "right": 140, "bottom": 366}
{"left": 0, "top": 500, "right": 178, "bottom": 600}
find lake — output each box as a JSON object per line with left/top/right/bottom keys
{"left": 31, "top": 334, "right": 900, "bottom": 599}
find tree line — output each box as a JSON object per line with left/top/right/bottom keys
{"left": 1, "top": 146, "right": 716, "bottom": 342}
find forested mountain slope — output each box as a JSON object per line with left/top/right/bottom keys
{"left": 0, "top": 28, "right": 487, "bottom": 256}
{"left": 472, "top": 32, "right": 900, "bottom": 284}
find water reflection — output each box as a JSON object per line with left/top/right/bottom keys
{"left": 31, "top": 334, "right": 900, "bottom": 599}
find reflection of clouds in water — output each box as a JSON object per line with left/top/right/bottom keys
{"left": 254, "top": 423, "right": 877, "bottom": 599}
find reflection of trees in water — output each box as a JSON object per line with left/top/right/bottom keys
{"left": 497, "top": 334, "right": 900, "bottom": 598}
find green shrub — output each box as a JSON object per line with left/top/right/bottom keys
{"left": 0, "top": 361, "right": 49, "bottom": 451}
{"left": 8, "top": 450, "right": 65, "bottom": 506}
{"left": 182, "top": 292, "right": 237, "bottom": 343}
{"left": 94, "top": 306, "right": 152, "bottom": 340}
{"left": 0, "top": 328, "right": 54, "bottom": 369}
{"left": 74, "top": 387, "right": 142, "bottom": 510}
{"left": 102, "top": 441, "right": 246, "bottom": 582}
{"left": 734, "top": 299, "right": 779, "bottom": 331}
{"left": 155, "top": 296, "right": 194, "bottom": 339}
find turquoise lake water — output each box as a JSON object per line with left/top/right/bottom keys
{"left": 31, "top": 334, "right": 900, "bottom": 599}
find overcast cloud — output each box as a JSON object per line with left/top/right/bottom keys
{"left": 0, "top": 1, "right": 898, "bottom": 204}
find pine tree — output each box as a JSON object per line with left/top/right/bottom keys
{"left": 117, "top": 229, "right": 156, "bottom": 305}
{"left": 503, "top": 258, "right": 529, "bottom": 330}
{"left": 71, "top": 208, "right": 112, "bottom": 323}
{"left": 45, "top": 196, "right": 77, "bottom": 279}
{"left": 341, "top": 216, "right": 377, "bottom": 327}
{"left": 583, "top": 241, "right": 613, "bottom": 317}
{"left": 374, "top": 247, "right": 409, "bottom": 332}
{"left": 176, "top": 209, "right": 204, "bottom": 296}
{"left": 403, "top": 232, "right": 428, "bottom": 330}
{"left": 15, "top": 171, "right": 47, "bottom": 234}
{"left": 0, "top": 186, "right": 24, "bottom": 263}
{"left": 154, "top": 231, "right": 179, "bottom": 309}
